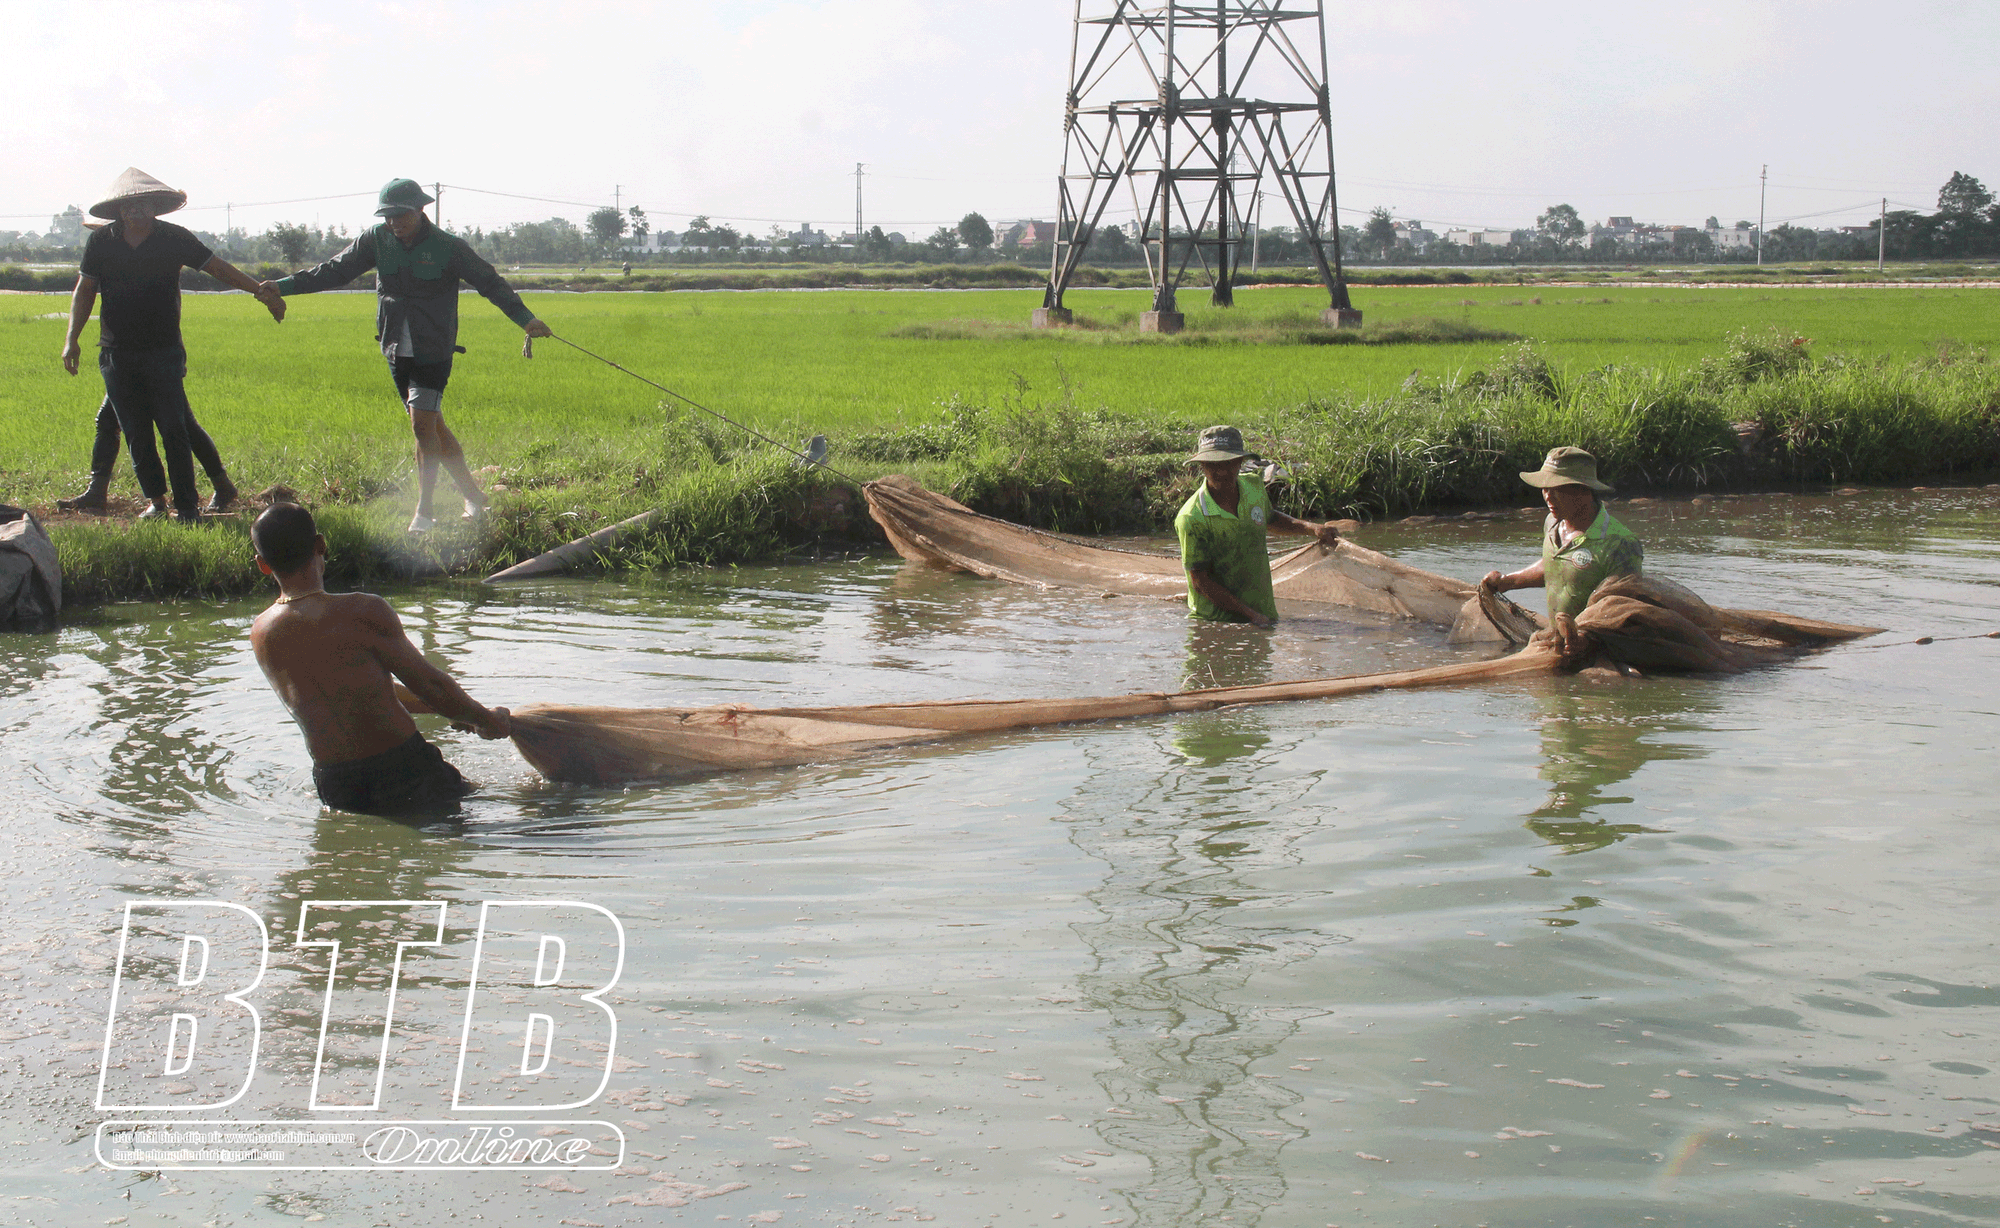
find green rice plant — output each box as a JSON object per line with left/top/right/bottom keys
{"left": 1745, "top": 359, "right": 2000, "bottom": 484}
{"left": 1706, "top": 325, "right": 1815, "bottom": 385}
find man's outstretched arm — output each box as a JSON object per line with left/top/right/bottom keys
{"left": 267, "top": 233, "right": 377, "bottom": 298}
{"left": 362, "top": 596, "right": 511, "bottom": 738}
{"left": 201, "top": 255, "right": 285, "bottom": 321}
{"left": 1269, "top": 509, "right": 1341, "bottom": 546}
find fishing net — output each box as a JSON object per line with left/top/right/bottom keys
{"left": 502, "top": 649, "right": 1566, "bottom": 784}
{"left": 862, "top": 474, "right": 1540, "bottom": 643}
{"left": 494, "top": 570, "right": 1878, "bottom": 785}
{"left": 442, "top": 478, "right": 1882, "bottom": 785}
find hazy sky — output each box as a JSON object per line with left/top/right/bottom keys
{"left": 5, "top": 0, "right": 1992, "bottom": 240}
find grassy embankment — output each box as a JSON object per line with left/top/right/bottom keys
{"left": 2, "top": 284, "right": 1995, "bottom": 607}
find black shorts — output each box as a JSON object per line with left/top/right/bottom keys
{"left": 313, "top": 731, "right": 471, "bottom": 816}
{"left": 389, "top": 356, "right": 454, "bottom": 401}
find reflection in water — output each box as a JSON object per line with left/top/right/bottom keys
{"left": 255, "top": 813, "right": 474, "bottom": 1099}
{"left": 1062, "top": 722, "right": 1338, "bottom": 1227}
{"left": 1178, "top": 619, "right": 1274, "bottom": 691}
{"left": 87, "top": 620, "right": 243, "bottom": 831}
{"left": 1522, "top": 687, "right": 1711, "bottom": 854}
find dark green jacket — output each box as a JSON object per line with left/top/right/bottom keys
{"left": 275, "top": 221, "right": 535, "bottom": 362}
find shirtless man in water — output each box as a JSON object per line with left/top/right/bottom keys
{"left": 249, "top": 503, "right": 510, "bottom": 815}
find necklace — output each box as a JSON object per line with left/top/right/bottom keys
{"left": 275, "top": 590, "right": 327, "bottom": 604}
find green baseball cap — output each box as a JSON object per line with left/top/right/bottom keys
{"left": 1519, "top": 446, "right": 1614, "bottom": 493}
{"left": 375, "top": 178, "right": 436, "bottom": 217}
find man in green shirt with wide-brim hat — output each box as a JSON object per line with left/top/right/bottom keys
{"left": 1173, "top": 425, "right": 1343, "bottom": 626}
{"left": 1482, "top": 446, "right": 1644, "bottom": 620}
{"left": 265, "top": 178, "right": 553, "bottom": 533}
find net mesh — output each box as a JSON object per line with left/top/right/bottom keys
{"left": 483, "top": 480, "right": 1879, "bottom": 785}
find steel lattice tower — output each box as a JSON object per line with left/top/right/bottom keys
{"left": 1036, "top": 0, "right": 1359, "bottom": 331}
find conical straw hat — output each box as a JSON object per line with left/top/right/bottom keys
{"left": 89, "top": 167, "right": 187, "bottom": 220}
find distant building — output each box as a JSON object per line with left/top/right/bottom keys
{"left": 1442, "top": 228, "right": 1514, "bottom": 247}
{"left": 1394, "top": 220, "right": 1437, "bottom": 253}
{"left": 788, "top": 223, "right": 830, "bottom": 247}
{"left": 623, "top": 231, "right": 680, "bottom": 253}
{"left": 1706, "top": 221, "right": 1757, "bottom": 250}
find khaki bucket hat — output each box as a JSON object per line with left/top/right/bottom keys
{"left": 1189, "top": 425, "right": 1250, "bottom": 464}
{"left": 1519, "top": 446, "right": 1614, "bottom": 494}
{"left": 90, "top": 167, "right": 188, "bottom": 220}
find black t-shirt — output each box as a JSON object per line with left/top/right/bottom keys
{"left": 78, "top": 220, "right": 213, "bottom": 350}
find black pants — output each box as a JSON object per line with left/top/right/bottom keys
{"left": 99, "top": 346, "right": 199, "bottom": 514}
{"left": 312, "top": 731, "right": 472, "bottom": 817}
{"left": 390, "top": 356, "right": 454, "bottom": 402}
{"left": 88, "top": 396, "right": 228, "bottom": 485}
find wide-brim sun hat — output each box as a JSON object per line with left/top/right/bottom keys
{"left": 375, "top": 177, "right": 436, "bottom": 216}
{"left": 89, "top": 168, "right": 187, "bottom": 220}
{"left": 1189, "top": 425, "right": 1250, "bottom": 463}
{"left": 1520, "top": 446, "right": 1614, "bottom": 494}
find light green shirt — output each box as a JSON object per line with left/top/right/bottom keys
{"left": 1174, "top": 475, "right": 1279, "bottom": 622}
{"left": 1542, "top": 504, "right": 1644, "bottom": 619}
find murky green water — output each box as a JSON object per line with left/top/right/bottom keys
{"left": 3, "top": 487, "right": 1997, "bottom": 1228}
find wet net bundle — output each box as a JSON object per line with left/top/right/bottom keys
{"left": 482, "top": 478, "right": 1877, "bottom": 786}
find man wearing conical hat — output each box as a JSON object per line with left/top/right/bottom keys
{"left": 263, "top": 179, "right": 552, "bottom": 533}
{"left": 60, "top": 168, "right": 285, "bottom": 522}
{"left": 1482, "top": 446, "right": 1644, "bottom": 620}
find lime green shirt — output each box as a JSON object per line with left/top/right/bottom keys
{"left": 1541, "top": 504, "right": 1644, "bottom": 619}
{"left": 1175, "top": 475, "right": 1279, "bottom": 622}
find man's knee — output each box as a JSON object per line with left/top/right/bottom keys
{"left": 406, "top": 386, "right": 445, "bottom": 438}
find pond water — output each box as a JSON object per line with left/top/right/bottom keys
{"left": 2, "top": 487, "right": 1997, "bottom": 1228}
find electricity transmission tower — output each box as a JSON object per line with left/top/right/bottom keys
{"left": 1035, "top": 0, "right": 1360, "bottom": 332}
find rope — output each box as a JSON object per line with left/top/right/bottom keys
{"left": 1845, "top": 630, "right": 2000, "bottom": 651}
{"left": 544, "top": 333, "right": 869, "bottom": 488}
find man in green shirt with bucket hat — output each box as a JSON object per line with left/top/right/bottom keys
{"left": 1482, "top": 446, "right": 1643, "bottom": 620}
{"left": 1174, "top": 425, "right": 1343, "bottom": 626}
{"left": 266, "top": 178, "right": 552, "bottom": 533}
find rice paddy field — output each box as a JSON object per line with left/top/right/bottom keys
{"left": 2, "top": 283, "right": 1996, "bottom": 604}
{"left": 4, "top": 283, "right": 1996, "bottom": 493}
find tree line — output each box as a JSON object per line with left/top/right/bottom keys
{"left": 6, "top": 172, "right": 1996, "bottom": 268}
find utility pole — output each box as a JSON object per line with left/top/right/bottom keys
{"left": 1756, "top": 164, "right": 1766, "bottom": 267}
{"left": 1878, "top": 197, "right": 1886, "bottom": 274}
{"left": 225, "top": 202, "right": 231, "bottom": 252}
{"left": 435, "top": 182, "right": 443, "bottom": 231}
{"left": 1250, "top": 191, "right": 1262, "bottom": 272}
{"left": 853, "top": 163, "right": 865, "bottom": 263}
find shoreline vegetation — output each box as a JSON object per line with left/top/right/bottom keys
{"left": 28, "top": 326, "right": 2000, "bottom": 611}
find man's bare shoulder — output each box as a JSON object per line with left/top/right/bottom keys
{"left": 253, "top": 592, "right": 399, "bottom": 639}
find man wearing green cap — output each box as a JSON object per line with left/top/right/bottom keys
{"left": 1482, "top": 446, "right": 1643, "bottom": 620}
{"left": 1175, "top": 425, "right": 1342, "bottom": 626}
{"left": 264, "top": 179, "right": 553, "bottom": 533}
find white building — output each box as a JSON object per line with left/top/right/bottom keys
{"left": 1706, "top": 223, "right": 1757, "bottom": 250}
{"left": 1394, "top": 221, "right": 1438, "bottom": 253}
{"left": 1442, "top": 228, "right": 1515, "bottom": 247}
{"left": 622, "top": 231, "right": 680, "bottom": 253}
